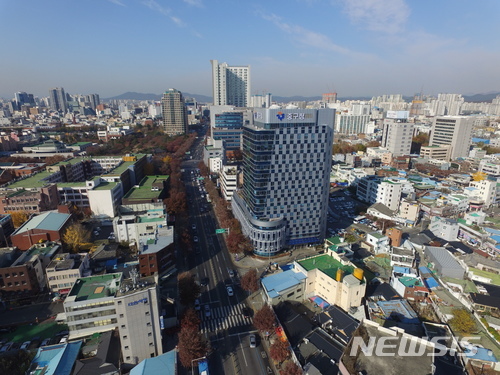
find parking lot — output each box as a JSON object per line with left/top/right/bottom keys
{"left": 326, "top": 189, "right": 367, "bottom": 237}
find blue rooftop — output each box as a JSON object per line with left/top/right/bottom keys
{"left": 130, "top": 349, "right": 177, "bottom": 375}
{"left": 464, "top": 346, "right": 498, "bottom": 362}
{"left": 377, "top": 300, "right": 419, "bottom": 324}
{"left": 393, "top": 266, "right": 411, "bottom": 274}
{"left": 12, "top": 211, "right": 71, "bottom": 235}
{"left": 424, "top": 277, "right": 439, "bottom": 289}
{"left": 29, "top": 341, "right": 82, "bottom": 375}
{"left": 262, "top": 269, "right": 307, "bottom": 299}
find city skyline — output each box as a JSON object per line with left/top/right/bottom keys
{"left": 1, "top": 0, "right": 499, "bottom": 99}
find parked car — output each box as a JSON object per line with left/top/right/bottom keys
{"left": 20, "top": 341, "right": 31, "bottom": 350}
{"left": 0, "top": 342, "right": 13, "bottom": 353}
{"left": 40, "top": 338, "right": 51, "bottom": 347}
{"left": 194, "top": 299, "right": 200, "bottom": 311}
{"left": 226, "top": 286, "right": 234, "bottom": 297}
{"left": 249, "top": 335, "right": 256, "bottom": 348}
{"left": 204, "top": 305, "right": 211, "bottom": 317}
{"left": 192, "top": 224, "right": 196, "bottom": 230}
{"left": 193, "top": 236, "right": 199, "bottom": 242}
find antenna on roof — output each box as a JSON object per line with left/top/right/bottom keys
{"left": 130, "top": 268, "right": 139, "bottom": 289}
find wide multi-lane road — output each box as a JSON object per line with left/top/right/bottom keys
{"left": 182, "top": 133, "right": 272, "bottom": 374}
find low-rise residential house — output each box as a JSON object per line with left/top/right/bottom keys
{"left": 46, "top": 252, "right": 90, "bottom": 295}
{"left": 429, "top": 216, "right": 459, "bottom": 242}
{"left": 361, "top": 232, "right": 390, "bottom": 254}
{"left": 390, "top": 246, "right": 415, "bottom": 268}
{"left": 390, "top": 272, "right": 430, "bottom": 303}
{"left": 397, "top": 199, "right": 420, "bottom": 225}
{"left": 465, "top": 179, "right": 497, "bottom": 208}
{"left": 464, "top": 211, "right": 487, "bottom": 226}
{"left": 424, "top": 246, "right": 466, "bottom": 279}
{"left": 366, "top": 202, "right": 396, "bottom": 221}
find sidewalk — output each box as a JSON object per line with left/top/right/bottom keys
{"left": 232, "top": 245, "right": 323, "bottom": 272}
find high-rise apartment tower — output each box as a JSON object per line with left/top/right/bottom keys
{"left": 211, "top": 60, "right": 250, "bottom": 107}
{"left": 49, "top": 87, "right": 67, "bottom": 113}
{"left": 161, "top": 89, "right": 188, "bottom": 136}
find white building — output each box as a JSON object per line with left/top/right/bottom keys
{"left": 363, "top": 232, "right": 390, "bottom": 254}
{"left": 429, "top": 216, "right": 459, "bottom": 241}
{"left": 381, "top": 111, "right": 413, "bottom": 156}
{"left": 479, "top": 159, "right": 500, "bottom": 177}
{"left": 466, "top": 179, "right": 497, "bottom": 208}
{"left": 45, "top": 252, "right": 90, "bottom": 294}
{"left": 86, "top": 177, "right": 124, "bottom": 218}
{"left": 397, "top": 199, "right": 420, "bottom": 225}
{"left": 211, "top": 60, "right": 250, "bottom": 107}
{"left": 113, "top": 208, "right": 173, "bottom": 247}
{"left": 64, "top": 273, "right": 163, "bottom": 365}
{"left": 115, "top": 275, "right": 163, "bottom": 365}
{"left": 376, "top": 180, "right": 403, "bottom": 211}
{"left": 219, "top": 166, "right": 238, "bottom": 201}
{"left": 428, "top": 116, "right": 473, "bottom": 160}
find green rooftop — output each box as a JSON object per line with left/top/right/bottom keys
{"left": 69, "top": 273, "right": 122, "bottom": 301}
{"left": 298, "top": 254, "right": 355, "bottom": 279}
{"left": 93, "top": 181, "right": 118, "bottom": 190}
{"left": 399, "top": 276, "right": 424, "bottom": 288}
{"left": 107, "top": 161, "right": 134, "bottom": 176}
{"left": 326, "top": 236, "right": 343, "bottom": 245}
{"left": 122, "top": 175, "right": 169, "bottom": 200}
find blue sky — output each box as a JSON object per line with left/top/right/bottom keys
{"left": 1, "top": 0, "right": 499, "bottom": 99}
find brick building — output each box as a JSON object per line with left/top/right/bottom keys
{"left": 10, "top": 212, "right": 71, "bottom": 250}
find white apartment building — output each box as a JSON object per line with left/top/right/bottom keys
{"left": 466, "top": 179, "right": 497, "bottom": 208}
{"left": 381, "top": 111, "right": 413, "bottom": 156}
{"left": 45, "top": 252, "right": 89, "bottom": 294}
{"left": 219, "top": 166, "right": 238, "bottom": 201}
{"left": 211, "top": 60, "right": 250, "bottom": 107}
{"left": 479, "top": 159, "right": 500, "bottom": 177}
{"left": 428, "top": 116, "right": 473, "bottom": 160}
{"left": 366, "top": 147, "right": 392, "bottom": 165}
{"left": 376, "top": 180, "right": 403, "bottom": 211}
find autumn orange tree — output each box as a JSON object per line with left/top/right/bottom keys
{"left": 177, "top": 310, "right": 207, "bottom": 368}
{"left": 270, "top": 339, "right": 291, "bottom": 367}
{"left": 280, "top": 361, "right": 302, "bottom": 375}
{"left": 241, "top": 269, "right": 260, "bottom": 293}
{"left": 62, "top": 223, "right": 92, "bottom": 252}
{"left": 177, "top": 272, "right": 201, "bottom": 306}
{"left": 253, "top": 304, "right": 276, "bottom": 334}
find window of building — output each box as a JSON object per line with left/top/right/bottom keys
{"left": 123, "top": 335, "right": 127, "bottom": 340}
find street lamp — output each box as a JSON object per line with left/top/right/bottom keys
{"left": 191, "top": 356, "right": 206, "bottom": 374}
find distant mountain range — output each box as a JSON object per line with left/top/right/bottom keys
{"left": 105, "top": 91, "right": 500, "bottom": 104}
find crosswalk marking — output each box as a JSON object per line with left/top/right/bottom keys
{"left": 200, "top": 303, "right": 252, "bottom": 334}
